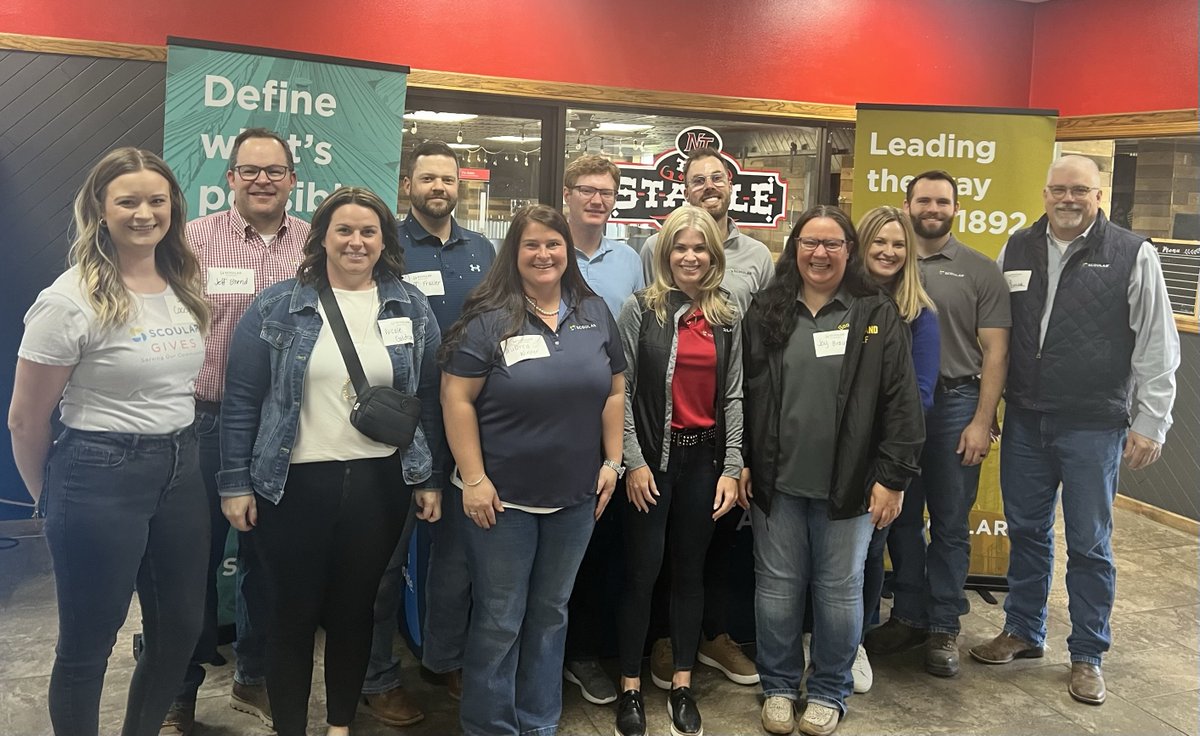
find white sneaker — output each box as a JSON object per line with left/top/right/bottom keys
{"left": 851, "top": 644, "right": 873, "bottom": 693}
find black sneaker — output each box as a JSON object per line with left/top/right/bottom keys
{"left": 614, "top": 689, "right": 646, "bottom": 736}
{"left": 667, "top": 686, "right": 702, "bottom": 736}
{"left": 863, "top": 617, "right": 928, "bottom": 656}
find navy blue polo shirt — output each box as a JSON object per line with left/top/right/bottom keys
{"left": 400, "top": 213, "right": 495, "bottom": 329}
{"left": 445, "top": 295, "right": 626, "bottom": 508}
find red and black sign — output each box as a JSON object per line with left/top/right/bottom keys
{"left": 610, "top": 126, "right": 787, "bottom": 229}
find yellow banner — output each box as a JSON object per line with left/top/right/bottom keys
{"left": 851, "top": 105, "right": 1058, "bottom": 258}
{"left": 854, "top": 106, "right": 1057, "bottom": 580}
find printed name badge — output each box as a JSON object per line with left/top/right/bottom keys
{"left": 813, "top": 329, "right": 849, "bottom": 358}
{"left": 206, "top": 267, "right": 254, "bottom": 295}
{"left": 501, "top": 335, "right": 550, "bottom": 366}
{"left": 1005, "top": 270, "right": 1032, "bottom": 293}
{"left": 163, "top": 294, "right": 196, "bottom": 325}
{"left": 403, "top": 271, "right": 446, "bottom": 297}
{"left": 379, "top": 317, "right": 414, "bottom": 346}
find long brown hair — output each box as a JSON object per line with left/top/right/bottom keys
{"left": 642, "top": 205, "right": 735, "bottom": 326}
{"left": 439, "top": 204, "right": 596, "bottom": 365}
{"left": 69, "top": 147, "right": 209, "bottom": 332}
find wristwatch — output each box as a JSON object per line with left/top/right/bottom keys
{"left": 602, "top": 459, "right": 626, "bottom": 479}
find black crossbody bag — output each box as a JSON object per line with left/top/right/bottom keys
{"left": 319, "top": 287, "right": 422, "bottom": 450}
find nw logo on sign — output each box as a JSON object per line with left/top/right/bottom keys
{"left": 609, "top": 126, "right": 788, "bottom": 230}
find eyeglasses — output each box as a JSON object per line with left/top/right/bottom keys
{"left": 231, "top": 165, "right": 292, "bottom": 182}
{"left": 796, "top": 237, "right": 847, "bottom": 252}
{"left": 1046, "top": 185, "right": 1098, "bottom": 200}
{"left": 688, "top": 172, "right": 728, "bottom": 189}
{"left": 571, "top": 185, "right": 616, "bottom": 201}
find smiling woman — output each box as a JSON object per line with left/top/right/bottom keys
{"left": 218, "top": 186, "right": 446, "bottom": 736}
{"left": 7, "top": 147, "right": 212, "bottom": 736}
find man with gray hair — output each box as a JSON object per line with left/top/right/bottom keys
{"left": 969, "top": 155, "right": 1180, "bottom": 706}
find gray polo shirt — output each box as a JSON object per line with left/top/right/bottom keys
{"left": 775, "top": 290, "right": 854, "bottom": 500}
{"left": 641, "top": 220, "right": 774, "bottom": 317}
{"left": 917, "top": 236, "right": 1011, "bottom": 380}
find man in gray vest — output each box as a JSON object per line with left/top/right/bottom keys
{"left": 969, "top": 155, "right": 1179, "bottom": 706}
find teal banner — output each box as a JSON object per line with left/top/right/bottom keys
{"left": 164, "top": 39, "right": 408, "bottom": 221}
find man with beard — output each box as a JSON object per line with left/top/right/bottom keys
{"left": 164, "top": 127, "right": 308, "bottom": 735}
{"left": 638, "top": 146, "right": 772, "bottom": 690}
{"left": 864, "top": 170, "right": 1010, "bottom": 680}
{"left": 640, "top": 146, "right": 773, "bottom": 316}
{"left": 971, "top": 156, "right": 1178, "bottom": 705}
{"left": 358, "top": 140, "right": 495, "bottom": 727}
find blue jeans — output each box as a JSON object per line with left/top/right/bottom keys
{"left": 44, "top": 427, "right": 208, "bottom": 736}
{"left": 999, "top": 407, "right": 1125, "bottom": 666}
{"left": 888, "top": 382, "right": 981, "bottom": 634}
{"left": 753, "top": 495, "right": 873, "bottom": 716}
{"left": 460, "top": 500, "right": 596, "bottom": 736}
{"left": 423, "top": 483, "right": 473, "bottom": 674}
{"left": 362, "top": 504, "right": 417, "bottom": 695}
{"left": 179, "top": 406, "right": 266, "bottom": 700}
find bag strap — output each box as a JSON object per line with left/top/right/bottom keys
{"left": 319, "top": 286, "right": 370, "bottom": 396}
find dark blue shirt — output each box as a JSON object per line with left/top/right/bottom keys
{"left": 399, "top": 213, "right": 495, "bottom": 329}
{"left": 910, "top": 307, "right": 941, "bottom": 413}
{"left": 445, "top": 296, "right": 626, "bottom": 508}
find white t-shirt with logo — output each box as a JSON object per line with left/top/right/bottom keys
{"left": 18, "top": 266, "right": 205, "bottom": 434}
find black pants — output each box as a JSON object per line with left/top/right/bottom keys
{"left": 564, "top": 478, "right": 625, "bottom": 660}
{"left": 253, "top": 455, "right": 410, "bottom": 736}
{"left": 618, "top": 441, "right": 717, "bottom": 678}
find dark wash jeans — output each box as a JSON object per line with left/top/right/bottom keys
{"left": 178, "top": 405, "right": 267, "bottom": 702}
{"left": 43, "top": 427, "right": 208, "bottom": 736}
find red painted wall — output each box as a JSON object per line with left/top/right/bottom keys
{"left": 1, "top": 0, "right": 1036, "bottom": 108}
{"left": 0, "top": 0, "right": 1194, "bottom": 115}
{"left": 1030, "top": 0, "right": 1198, "bottom": 116}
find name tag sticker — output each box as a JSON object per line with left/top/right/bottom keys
{"left": 501, "top": 335, "right": 550, "bottom": 366}
{"left": 403, "top": 270, "right": 446, "bottom": 297}
{"left": 379, "top": 317, "right": 414, "bottom": 346}
{"left": 1005, "top": 270, "right": 1032, "bottom": 293}
{"left": 163, "top": 294, "right": 195, "bottom": 325}
{"left": 813, "top": 329, "right": 849, "bottom": 358}
{"left": 207, "top": 267, "right": 254, "bottom": 295}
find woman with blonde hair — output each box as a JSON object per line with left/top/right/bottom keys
{"left": 9, "top": 147, "right": 211, "bottom": 736}
{"left": 853, "top": 205, "right": 940, "bottom": 693}
{"left": 613, "top": 204, "right": 742, "bottom": 736}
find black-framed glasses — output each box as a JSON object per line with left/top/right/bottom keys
{"left": 231, "top": 165, "right": 292, "bottom": 182}
{"left": 796, "top": 237, "right": 847, "bottom": 252}
{"left": 1046, "top": 185, "right": 1098, "bottom": 200}
{"left": 571, "top": 185, "right": 617, "bottom": 201}
{"left": 688, "top": 172, "right": 728, "bottom": 189}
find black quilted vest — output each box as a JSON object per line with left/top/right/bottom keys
{"left": 1003, "top": 211, "right": 1142, "bottom": 424}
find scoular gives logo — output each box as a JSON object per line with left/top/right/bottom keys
{"left": 610, "top": 126, "right": 788, "bottom": 229}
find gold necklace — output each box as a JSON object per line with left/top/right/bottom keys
{"left": 523, "top": 293, "right": 558, "bottom": 317}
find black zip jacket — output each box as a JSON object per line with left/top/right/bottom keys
{"left": 743, "top": 293, "right": 924, "bottom": 520}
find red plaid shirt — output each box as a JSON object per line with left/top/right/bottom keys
{"left": 188, "top": 208, "right": 309, "bottom": 402}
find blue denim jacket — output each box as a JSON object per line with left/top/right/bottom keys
{"left": 217, "top": 274, "right": 445, "bottom": 503}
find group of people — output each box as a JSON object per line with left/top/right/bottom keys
{"left": 7, "top": 121, "right": 1179, "bottom": 736}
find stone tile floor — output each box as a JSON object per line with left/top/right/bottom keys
{"left": 0, "top": 505, "right": 1195, "bottom": 735}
